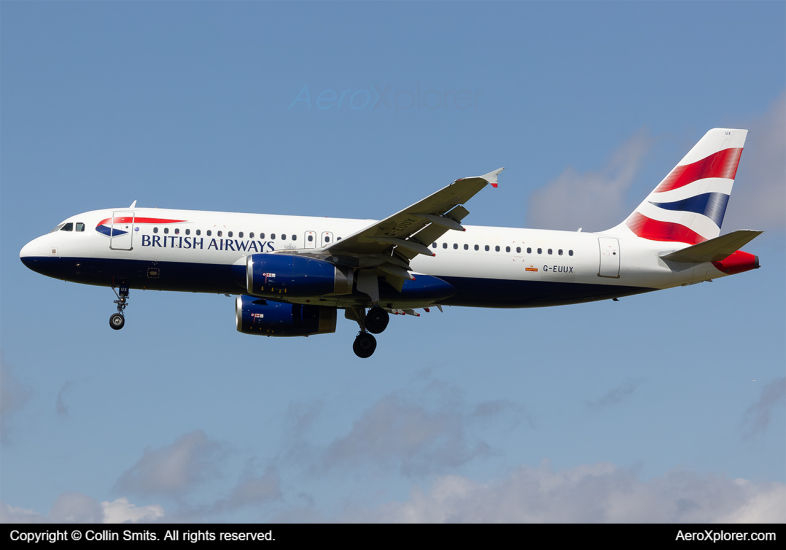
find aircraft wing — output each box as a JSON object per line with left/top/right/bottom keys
{"left": 278, "top": 168, "right": 503, "bottom": 297}
{"left": 325, "top": 167, "right": 504, "bottom": 261}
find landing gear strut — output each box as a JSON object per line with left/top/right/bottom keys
{"left": 109, "top": 285, "right": 129, "bottom": 330}
{"left": 345, "top": 307, "right": 380, "bottom": 358}
{"left": 365, "top": 306, "right": 389, "bottom": 334}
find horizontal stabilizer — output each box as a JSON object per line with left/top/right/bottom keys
{"left": 659, "top": 230, "right": 762, "bottom": 263}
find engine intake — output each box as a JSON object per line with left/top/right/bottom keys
{"left": 235, "top": 295, "right": 336, "bottom": 337}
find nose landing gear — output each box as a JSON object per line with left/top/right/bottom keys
{"left": 109, "top": 285, "right": 129, "bottom": 330}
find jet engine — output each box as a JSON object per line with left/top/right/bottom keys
{"left": 234, "top": 254, "right": 353, "bottom": 298}
{"left": 235, "top": 295, "right": 337, "bottom": 337}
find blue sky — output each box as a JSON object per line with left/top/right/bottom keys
{"left": 1, "top": 2, "right": 784, "bottom": 522}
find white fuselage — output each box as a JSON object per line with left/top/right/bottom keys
{"left": 20, "top": 207, "right": 723, "bottom": 310}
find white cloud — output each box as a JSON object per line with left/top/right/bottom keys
{"left": 586, "top": 378, "right": 645, "bottom": 410}
{"left": 101, "top": 498, "right": 164, "bottom": 523}
{"left": 318, "top": 384, "right": 526, "bottom": 476}
{"left": 47, "top": 492, "right": 105, "bottom": 523}
{"left": 114, "top": 430, "right": 224, "bottom": 498}
{"left": 0, "top": 354, "right": 32, "bottom": 442}
{"left": 742, "top": 377, "right": 786, "bottom": 439}
{"left": 344, "top": 462, "right": 786, "bottom": 523}
{"left": 0, "top": 495, "right": 164, "bottom": 524}
{"left": 526, "top": 129, "right": 654, "bottom": 231}
{"left": 0, "top": 502, "right": 47, "bottom": 523}
{"left": 56, "top": 381, "right": 73, "bottom": 417}
{"left": 724, "top": 90, "right": 786, "bottom": 233}
{"left": 210, "top": 465, "right": 282, "bottom": 515}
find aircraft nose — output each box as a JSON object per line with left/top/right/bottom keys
{"left": 20, "top": 237, "right": 43, "bottom": 270}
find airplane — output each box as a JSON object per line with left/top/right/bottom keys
{"left": 20, "top": 128, "right": 761, "bottom": 358}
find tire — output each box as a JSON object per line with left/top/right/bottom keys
{"left": 352, "top": 332, "right": 377, "bottom": 358}
{"left": 109, "top": 313, "right": 125, "bottom": 330}
{"left": 365, "top": 306, "right": 389, "bottom": 334}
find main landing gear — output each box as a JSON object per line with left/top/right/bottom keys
{"left": 109, "top": 285, "right": 129, "bottom": 330}
{"left": 364, "top": 306, "right": 389, "bottom": 334}
{"left": 353, "top": 332, "right": 377, "bottom": 359}
{"left": 346, "top": 306, "right": 390, "bottom": 358}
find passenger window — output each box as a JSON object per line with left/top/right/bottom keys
{"left": 217, "top": 231, "right": 223, "bottom": 237}
{"left": 271, "top": 233, "right": 276, "bottom": 239}
{"left": 196, "top": 230, "right": 201, "bottom": 236}
{"left": 308, "top": 235, "right": 313, "bottom": 242}
{"left": 175, "top": 228, "right": 180, "bottom": 235}
{"left": 207, "top": 230, "right": 212, "bottom": 236}
{"left": 537, "top": 248, "right": 542, "bottom": 254}
{"left": 506, "top": 246, "right": 510, "bottom": 253}
{"left": 464, "top": 244, "right": 468, "bottom": 250}
{"left": 337, "top": 237, "right": 342, "bottom": 241}
{"left": 495, "top": 246, "right": 500, "bottom": 252}
{"left": 249, "top": 232, "right": 254, "bottom": 239}
{"left": 61, "top": 223, "right": 73, "bottom": 232}
{"left": 558, "top": 249, "right": 563, "bottom": 255}
{"left": 527, "top": 247, "right": 532, "bottom": 254}
{"left": 485, "top": 245, "right": 489, "bottom": 251}
{"left": 432, "top": 243, "right": 437, "bottom": 248}
{"left": 260, "top": 233, "right": 265, "bottom": 239}
{"left": 75, "top": 223, "right": 85, "bottom": 232}
{"left": 228, "top": 231, "right": 233, "bottom": 238}
{"left": 239, "top": 232, "right": 243, "bottom": 238}
{"left": 153, "top": 227, "right": 159, "bottom": 234}
{"left": 443, "top": 243, "right": 448, "bottom": 249}
{"left": 164, "top": 228, "right": 169, "bottom": 234}
{"left": 325, "top": 236, "right": 330, "bottom": 242}
{"left": 474, "top": 244, "right": 479, "bottom": 251}
{"left": 281, "top": 234, "right": 286, "bottom": 241}
{"left": 291, "top": 235, "right": 296, "bottom": 241}
{"left": 548, "top": 249, "right": 552, "bottom": 255}
{"left": 185, "top": 229, "right": 190, "bottom": 235}
{"left": 569, "top": 250, "right": 574, "bottom": 256}
{"left": 453, "top": 243, "right": 458, "bottom": 249}
{"left": 516, "top": 247, "right": 521, "bottom": 253}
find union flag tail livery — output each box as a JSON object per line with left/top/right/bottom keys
{"left": 612, "top": 128, "right": 746, "bottom": 244}
{"left": 20, "top": 129, "right": 762, "bottom": 358}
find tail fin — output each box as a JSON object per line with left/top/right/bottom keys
{"left": 610, "top": 128, "right": 747, "bottom": 244}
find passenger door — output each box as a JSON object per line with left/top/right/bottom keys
{"left": 598, "top": 237, "right": 620, "bottom": 278}
{"left": 110, "top": 211, "right": 135, "bottom": 251}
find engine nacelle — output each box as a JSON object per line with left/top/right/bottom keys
{"left": 235, "top": 254, "right": 353, "bottom": 298}
{"left": 235, "top": 295, "right": 337, "bottom": 337}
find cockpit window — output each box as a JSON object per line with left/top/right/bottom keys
{"left": 61, "top": 223, "right": 73, "bottom": 232}
{"left": 49, "top": 223, "right": 66, "bottom": 233}
{"left": 75, "top": 223, "right": 85, "bottom": 232}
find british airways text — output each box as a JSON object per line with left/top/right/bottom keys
{"left": 141, "top": 235, "right": 275, "bottom": 252}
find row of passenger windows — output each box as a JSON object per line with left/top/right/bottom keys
{"left": 431, "top": 242, "right": 574, "bottom": 256}
{"left": 151, "top": 227, "right": 341, "bottom": 243}
{"left": 48, "top": 222, "right": 573, "bottom": 257}
{"left": 51, "top": 222, "right": 85, "bottom": 233}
